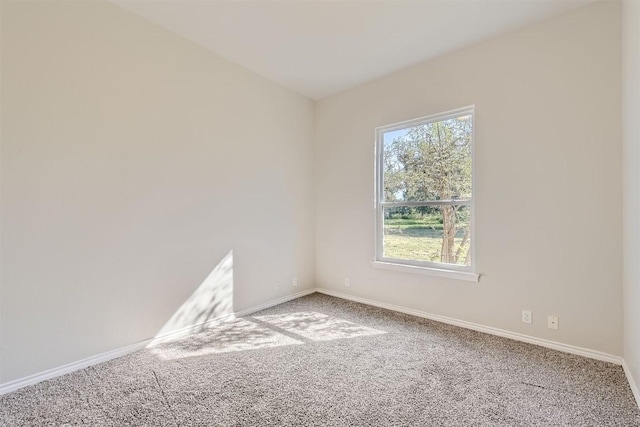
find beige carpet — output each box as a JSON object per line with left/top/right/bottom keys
{"left": 1, "top": 293, "right": 638, "bottom": 426}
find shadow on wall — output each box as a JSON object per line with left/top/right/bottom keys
{"left": 150, "top": 250, "right": 235, "bottom": 343}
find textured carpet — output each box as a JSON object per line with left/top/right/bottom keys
{"left": 1, "top": 293, "right": 638, "bottom": 426}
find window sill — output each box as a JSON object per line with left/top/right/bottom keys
{"left": 371, "top": 261, "right": 480, "bottom": 282}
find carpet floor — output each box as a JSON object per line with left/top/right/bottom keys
{"left": 1, "top": 293, "right": 639, "bottom": 426}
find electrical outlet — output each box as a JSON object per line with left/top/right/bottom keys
{"left": 344, "top": 278, "right": 350, "bottom": 287}
{"left": 548, "top": 315, "right": 559, "bottom": 330}
{"left": 522, "top": 310, "right": 532, "bottom": 324}
{"left": 292, "top": 277, "right": 298, "bottom": 287}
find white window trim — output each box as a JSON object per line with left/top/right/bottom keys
{"left": 373, "top": 105, "right": 479, "bottom": 282}
{"left": 371, "top": 261, "right": 480, "bottom": 282}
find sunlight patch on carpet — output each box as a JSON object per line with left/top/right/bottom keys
{"left": 254, "top": 311, "right": 387, "bottom": 342}
{"left": 150, "top": 311, "right": 386, "bottom": 360}
{"left": 150, "top": 318, "right": 303, "bottom": 360}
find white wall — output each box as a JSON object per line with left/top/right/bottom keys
{"left": 623, "top": 0, "right": 640, "bottom": 398}
{"left": 315, "top": 1, "right": 622, "bottom": 355}
{"left": 0, "top": 1, "right": 315, "bottom": 383}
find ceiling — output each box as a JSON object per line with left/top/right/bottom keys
{"left": 113, "top": 0, "right": 594, "bottom": 100}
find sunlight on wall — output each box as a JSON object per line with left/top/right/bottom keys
{"left": 149, "top": 311, "right": 386, "bottom": 360}
{"left": 151, "top": 251, "right": 234, "bottom": 343}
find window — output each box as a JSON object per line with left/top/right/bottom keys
{"left": 374, "top": 106, "right": 477, "bottom": 281}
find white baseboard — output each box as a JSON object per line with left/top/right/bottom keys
{"left": 234, "top": 288, "right": 316, "bottom": 317}
{"left": 622, "top": 359, "right": 640, "bottom": 408}
{"left": 145, "top": 312, "right": 236, "bottom": 348}
{"left": 0, "top": 288, "right": 316, "bottom": 396}
{"left": 316, "top": 288, "right": 623, "bottom": 365}
{"left": 0, "top": 340, "right": 151, "bottom": 396}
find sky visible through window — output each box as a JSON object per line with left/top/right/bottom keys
{"left": 383, "top": 128, "right": 407, "bottom": 147}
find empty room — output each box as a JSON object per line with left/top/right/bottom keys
{"left": 1, "top": 0, "right": 640, "bottom": 425}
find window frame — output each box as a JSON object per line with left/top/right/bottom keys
{"left": 373, "top": 106, "right": 479, "bottom": 282}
